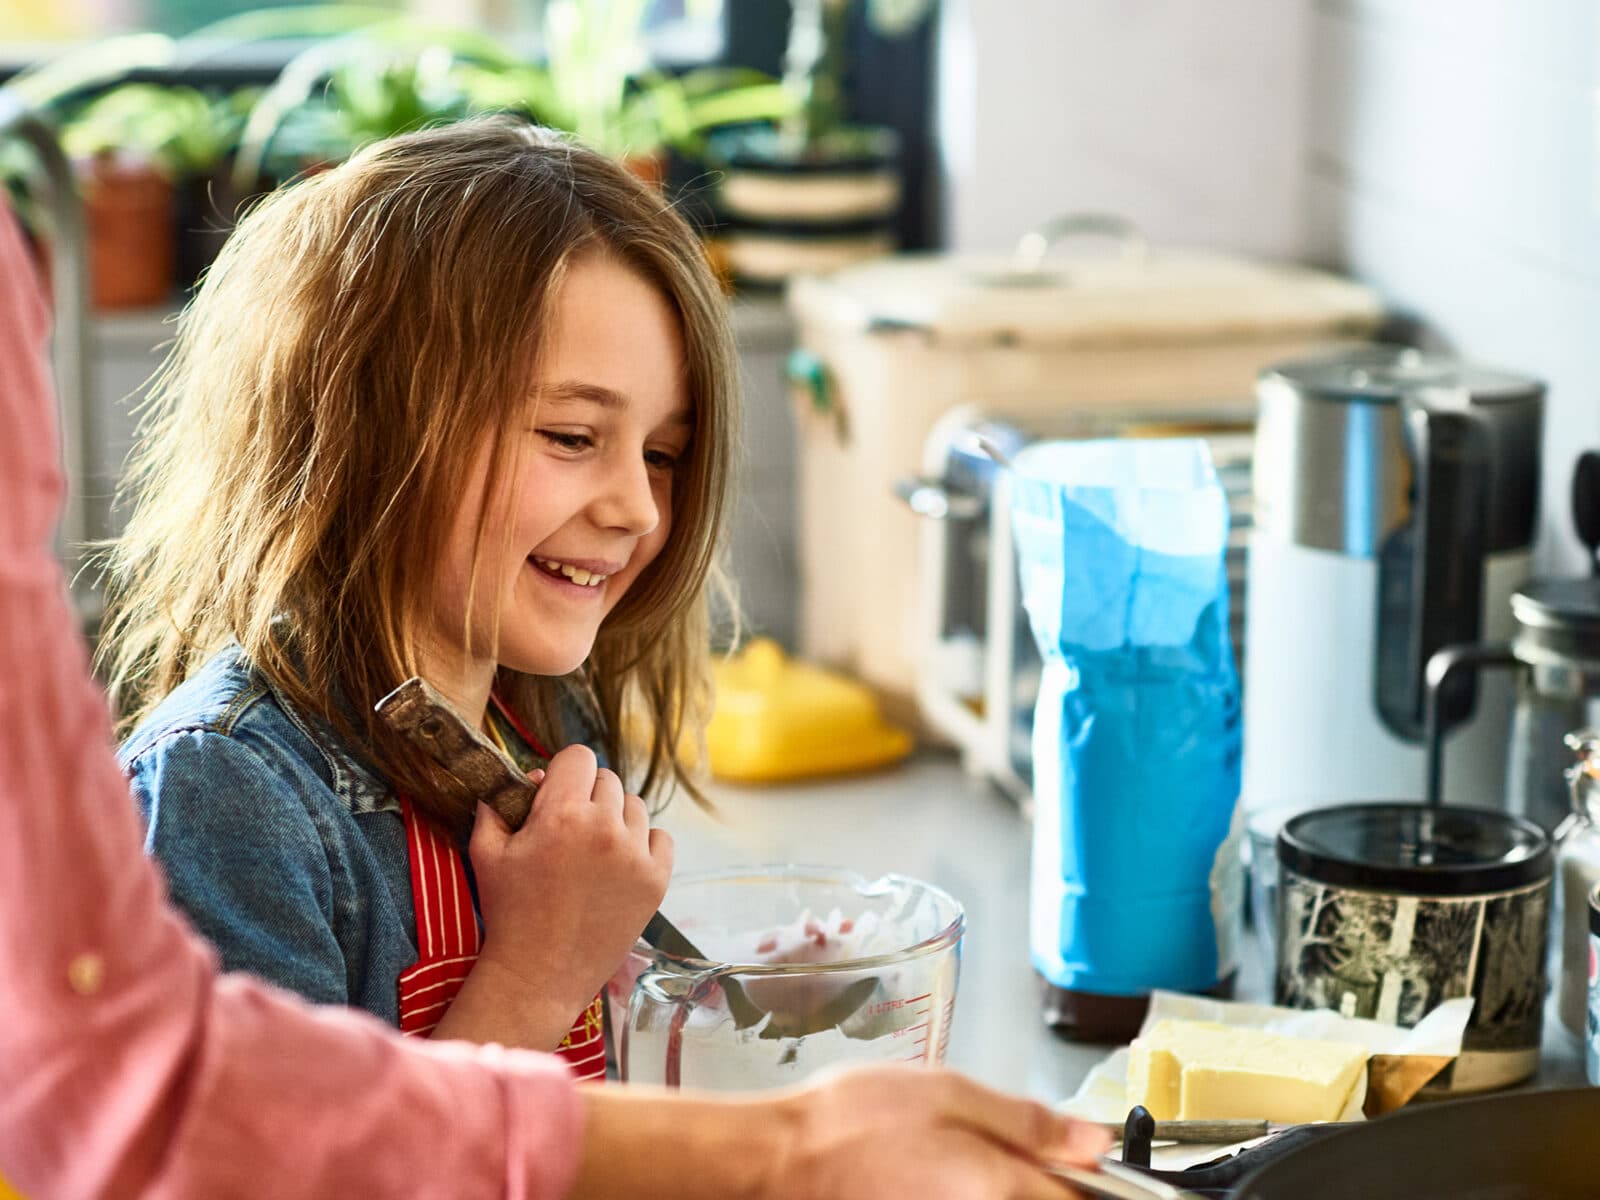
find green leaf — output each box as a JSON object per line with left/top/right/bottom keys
{"left": 181, "top": 5, "right": 396, "bottom": 44}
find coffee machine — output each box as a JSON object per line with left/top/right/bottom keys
{"left": 1243, "top": 348, "right": 1543, "bottom": 816}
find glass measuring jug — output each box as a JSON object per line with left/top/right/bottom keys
{"left": 611, "top": 865, "right": 964, "bottom": 1090}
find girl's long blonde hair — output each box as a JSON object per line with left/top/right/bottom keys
{"left": 98, "top": 116, "right": 738, "bottom": 831}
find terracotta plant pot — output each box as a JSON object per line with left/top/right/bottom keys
{"left": 81, "top": 156, "right": 175, "bottom": 310}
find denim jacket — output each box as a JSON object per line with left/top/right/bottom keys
{"left": 119, "top": 646, "right": 424, "bottom": 1023}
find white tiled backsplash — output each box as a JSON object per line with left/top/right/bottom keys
{"left": 1305, "top": 0, "right": 1600, "bottom": 575}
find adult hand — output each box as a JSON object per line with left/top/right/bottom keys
{"left": 767, "top": 1064, "right": 1111, "bottom": 1199}
{"left": 572, "top": 1064, "right": 1111, "bottom": 1200}
{"left": 442, "top": 744, "right": 672, "bottom": 1049}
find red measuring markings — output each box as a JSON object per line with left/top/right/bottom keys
{"left": 889, "top": 993, "right": 934, "bottom": 1062}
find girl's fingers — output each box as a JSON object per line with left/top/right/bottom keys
{"left": 590, "top": 767, "right": 625, "bottom": 811}
{"left": 526, "top": 768, "right": 547, "bottom": 786}
{"left": 621, "top": 792, "right": 649, "bottom": 834}
{"left": 543, "top": 743, "right": 598, "bottom": 796}
{"left": 646, "top": 827, "right": 674, "bottom": 872}
{"left": 469, "top": 800, "right": 512, "bottom": 858}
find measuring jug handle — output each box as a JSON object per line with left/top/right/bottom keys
{"left": 625, "top": 966, "right": 714, "bottom": 1088}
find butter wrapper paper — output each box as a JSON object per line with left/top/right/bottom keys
{"left": 1058, "top": 990, "right": 1472, "bottom": 1170}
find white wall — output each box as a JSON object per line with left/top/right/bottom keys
{"left": 939, "top": 0, "right": 1313, "bottom": 260}
{"left": 1304, "top": 0, "right": 1600, "bottom": 573}
{"left": 939, "top": 0, "right": 1600, "bottom": 572}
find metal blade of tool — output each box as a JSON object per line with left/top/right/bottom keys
{"left": 1047, "top": 1162, "right": 1203, "bottom": 1200}
{"left": 376, "top": 677, "right": 878, "bottom": 1040}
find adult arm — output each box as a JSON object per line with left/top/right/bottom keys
{"left": 0, "top": 200, "right": 1105, "bottom": 1200}
{"left": 0, "top": 204, "right": 581, "bottom": 1200}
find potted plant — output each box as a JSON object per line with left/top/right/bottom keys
{"left": 57, "top": 83, "right": 260, "bottom": 297}
{"left": 57, "top": 84, "right": 188, "bottom": 309}
{"left": 455, "top": 3, "right": 790, "bottom": 191}
{"left": 228, "top": 7, "right": 790, "bottom": 196}
{"left": 227, "top": 19, "right": 515, "bottom": 192}
{"left": 0, "top": 32, "right": 181, "bottom": 306}
{"left": 707, "top": 0, "right": 934, "bottom": 288}
{"left": 0, "top": 11, "right": 387, "bottom": 294}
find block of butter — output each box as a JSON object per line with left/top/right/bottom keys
{"left": 1127, "top": 1019, "right": 1368, "bottom": 1124}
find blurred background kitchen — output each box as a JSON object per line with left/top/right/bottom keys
{"left": 5, "top": 0, "right": 1600, "bottom": 1122}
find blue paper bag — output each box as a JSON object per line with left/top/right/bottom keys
{"left": 1011, "top": 438, "right": 1242, "bottom": 996}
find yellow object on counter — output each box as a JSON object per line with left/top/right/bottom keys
{"left": 1127, "top": 1019, "right": 1368, "bottom": 1124}
{"left": 706, "top": 639, "right": 913, "bottom": 782}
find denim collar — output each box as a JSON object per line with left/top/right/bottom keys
{"left": 239, "top": 644, "right": 400, "bottom": 817}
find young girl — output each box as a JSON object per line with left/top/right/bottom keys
{"left": 100, "top": 116, "right": 738, "bottom": 1073}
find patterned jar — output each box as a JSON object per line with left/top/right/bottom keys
{"left": 1276, "top": 803, "right": 1552, "bottom": 1094}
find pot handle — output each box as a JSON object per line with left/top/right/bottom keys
{"left": 1013, "top": 212, "right": 1150, "bottom": 272}
{"left": 1375, "top": 399, "right": 1492, "bottom": 742}
{"left": 893, "top": 476, "right": 984, "bottom": 520}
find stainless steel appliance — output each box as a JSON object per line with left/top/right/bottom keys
{"left": 1243, "top": 348, "right": 1544, "bottom": 817}
{"left": 903, "top": 407, "right": 1253, "bottom": 802}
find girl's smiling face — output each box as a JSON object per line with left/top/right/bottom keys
{"left": 426, "top": 250, "right": 692, "bottom": 699}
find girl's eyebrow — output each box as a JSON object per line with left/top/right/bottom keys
{"left": 541, "top": 380, "right": 693, "bottom": 426}
{"left": 542, "top": 380, "right": 627, "bottom": 409}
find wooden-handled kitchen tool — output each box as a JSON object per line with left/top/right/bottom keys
{"left": 376, "top": 676, "right": 538, "bottom": 829}
{"left": 375, "top": 676, "right": 877, "bottom": 1040}
{"left": 1098, "top": 1117, "right": 1363, "bottom": 1147}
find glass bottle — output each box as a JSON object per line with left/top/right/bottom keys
{"left": 1554, "top": 729, "right": 1600, "bottom": 1039}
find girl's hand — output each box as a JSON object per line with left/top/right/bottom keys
{"left": 438, "top": 744, "right": 672, "bottom": 1050}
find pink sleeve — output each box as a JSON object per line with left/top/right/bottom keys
{"left": 0, "top": 205, "right": 584, "bottom": 1200}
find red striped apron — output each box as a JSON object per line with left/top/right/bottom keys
{"left": 395, "top": 698, "right": 607, "bottom": 1081}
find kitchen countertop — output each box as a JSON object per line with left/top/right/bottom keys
{"left": 658, "top": 749, "right": 1589, "bottom": 1103}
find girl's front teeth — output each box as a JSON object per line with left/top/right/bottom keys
{"left": 536, "top": 558, "right": 606, "bottom": 587}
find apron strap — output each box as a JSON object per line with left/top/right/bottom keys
{"left": 396, "top": 793, "right": 480, "bottom": 1036}
{"left": 488, "top": 690, "right": 552, "bottom": 760}
{"left": 395, "top": 789, "right": 608, "bottom": 1081}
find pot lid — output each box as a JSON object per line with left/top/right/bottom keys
{"left": 1262, "top": 346, "right": 1544, "bottom": 407}
{"left": 785, "top": 247, "right": 1384, "bottom": 348}
{"left": 1278, "top": 803, "right": 1552, "bottom": 896}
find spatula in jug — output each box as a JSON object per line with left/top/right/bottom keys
{"left": 375, "top": 676, "right": 877, "bottom": 1040}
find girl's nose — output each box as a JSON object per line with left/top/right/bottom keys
{"left": 597, "top": 455, "right": 660, "bottom": 537}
